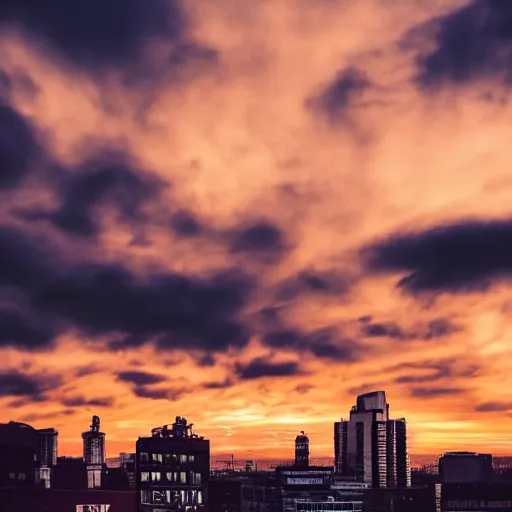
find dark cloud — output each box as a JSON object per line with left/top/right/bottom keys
{"left": 229, "top": 221, "right": 285, "bottom": 257}
{"left": 203, "top": 379, "right": 233, "bottom": 390}
{"left": 116, "top": 371, "right": 166, "bottom": 386}
{"left": 410, "top": 387, "right": 464, "bottom": 398}
{"left": 409, "top": 1, "right": 512, "bottom": 87}
{"left": 236, "top": 357, "right": 303, "bottom": 380}
{"left": 0, "top": 0, "right": 185, "bottom": 72}
{"left": 392, "top": 359, "right": 479, "bottom": 385}
{"left": 294, "top": 383, "right": 314, "bottom": 394}
{"left": 361, "top": 318, "right": 457, "bottom": 340}
{"left": 0, "top": 371, "right": 60, "bottom": 399}
{"left": 61, "top": 396, "right": 114, "bottom": 407}
{"left": 0, "top": 223, "right": 254, "bottom": 351}
{"left": 276, "top": 270, "right": 352, "bottom": 301}
{"left": 363, "top": 219, "right": 512, "bottom": 295}
{"left": 0, "top": 308, "right": 55, "bottom": 350}
{"left": 39, "top": 152, "right": 163, "bottom": 238}
{"left": 263, "top": 328, "right": 359, "bottom": 361}
{"left": 0, "top": 105, "right": 40, "bottom": 189}
{"left": 307, "top": 67, "right": 371, "bottom": 118}
{"left": 133, "top": 387, "right": 181, "bottom": 400}
{"left": 38, "top": 265, "right": 253, "bottom": 351}
{"left": 474, "top": 401, "right": 512, "bottom": 412}
{"left": 170, "top": 210, "right": 204, "bottom": 238}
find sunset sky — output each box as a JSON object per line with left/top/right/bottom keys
{"left": 2, "top": 0, "right": 512, "bottom": 460}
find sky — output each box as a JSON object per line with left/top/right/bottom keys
{"left": 2, "top": 0, "right": 512, "bottom": 460}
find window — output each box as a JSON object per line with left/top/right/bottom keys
{"left": 188, "top": 454, "right": 195, "bottom": 463}
{"left": 180, "top": 472, "right": 187, "bottom": 484}
{"left": 151, "top": 472, "right": 161, "bottom": 482}
{"left": 141, "top": 472, "right": 149, "bottom": 482}
{"left": 179, "top": 454, "right": 187, "bottom": 463}
{"left": 141, "top": 490, "right": 151, "bottom": 504}
{"left": 192, "top": 472, "right": 202, "bottom": 485}
{"left": 140, "top": 452, "right": 149, "bottom": 462}
{"left": 198, "top": 491, "right": 203, "bottom": 505}
{"left": 18, "top": 473, "right": 26, "bottom": 480}
{"left": 152, "top": 453, "right": 163, "bottom": 463}
{"left": 8, "top": 473, "right": 15, "bottom": 479}
{"left": 166, "top": 472, "right": 173, "bottom": 482}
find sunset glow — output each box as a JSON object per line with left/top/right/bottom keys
{"left": 2, "top": 0, "right": 512, "bottom": 460}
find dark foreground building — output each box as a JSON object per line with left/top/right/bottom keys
{"left": 136, "top": 416, "right": 209, "bottom": 511}
{"left": 0, "top": 488, "right": 136, "bottom": 512}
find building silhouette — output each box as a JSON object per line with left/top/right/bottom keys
{"left": 334, "top": 391, "right": 410, "bottom": 488}
{"left": 35, "top": 427, "right": 58, "bottom": 488}
{"left": 439, "top": 452, "right": 493, "bottom": 483}
{"left": 82, "top": 415, "right": 106, "bottom": 489}
{"left": 295, "top": 431, "right": 310, "bottom": 468}
{"left": 136, "top": 416, "right": 209, "bottom": 511}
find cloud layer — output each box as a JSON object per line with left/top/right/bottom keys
{"left": 1, "top": 0, "right": 511, "bottom": 459}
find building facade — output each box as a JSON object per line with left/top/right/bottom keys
{"left": 295, "top": 432, "right": 310, "bottom": 468}
{"left": 136, "top": 416, "right": 209, "bottom": 511}
{"left": 82, "top": 416, "right": 106, "bottom": 489}
{"left": 334, "top": 391, "right": 410, "bottom": 488}
{"left": 35, "top": 427, "right": 58, "bottom": 488}
{"left": 439, "top": 452, "right": 493, "bottom": 484}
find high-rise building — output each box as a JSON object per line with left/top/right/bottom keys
{"left": 82, "top": 415, "right": 106, "bottom": 489}
{"left": 334, "top": 391, "right": 410, "bottom": 488}
{"left": 295, "top": 431, "right": 310, "bottom": 468}
{"left": 136, "top": 416, "right": 210, "bottom": 511}
{"left": 35, "top": 427, "right": 58, "bottom": 489}
{"left": 439, "top": 452, "right": 493, "bottom": 483}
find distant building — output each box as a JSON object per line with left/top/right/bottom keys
{"left": 82, "top": 415, "right": 106, "bottom": 489}
{"left": 295, "top": 432, "right": 310, "bottom": 468}
{"left": 136, "top": 416, "right": 209, "bottom": 511}
{"left": 35, "top": 427, "right": 58, "bottom": 489}
{"left": 0, "top": 421, "right": 37, "bottom": 488}
{"left": 334, "top": 391, "right": 410, "bottom": 488}
{"left": 0, "top": 488, "right": 137, "bottom": 512}
{"left": 276, "top": 465, "right": 334, "bottom": 512}
{"left": 439, "top": 452, "right": 493, "bottom": 484}
{"left": 120, "top": 452, "right": 136, "bottom": 489}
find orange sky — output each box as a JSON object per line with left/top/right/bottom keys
{"left": 2, "top": 0, "right": 512, "bottom": 459}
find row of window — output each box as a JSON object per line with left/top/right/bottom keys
{"left": 9, "top": 472, "right": 27, "bottom": 480}
{"left": 140, "top": 489, "right": 203, "bottom": 506}
{"left": 140, "top": 471, "right": 202, "bottom": 485}
{"left": 139, "top": 452, "right": 196, "bottom": 464}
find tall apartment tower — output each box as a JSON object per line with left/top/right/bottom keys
{"left": 294, "top": 431, "right": 310, "bottom": 467}
{"left": 35, "top": 427, "right": 58, "bottom": 488}
{"left": 82, "top": 415, "right": 106, "bottom": 489}
{"left": 334, "top": 391, "right": 410, "bottom": 488}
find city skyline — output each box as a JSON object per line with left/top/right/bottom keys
{"left": 2, "top": 0, "right": 512, "bottom": 460}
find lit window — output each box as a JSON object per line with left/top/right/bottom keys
{"left": 18, "top": 473, "right": 26, "bottom": 480}
{"left": 189, "top": 454, "right": 195, "bottom": 463}
{"left": 193, "top": 472, "right": 202, "bottom": 485}
{"left": 179, "top": 454, "right": 187, "bottom": 463}
{"left": 140, "top": 452, "right": 149, "bottom": 462}
{"left": 180, "top": 472, "right": 187, "bottom": 484}
{"left": 151, "top": 472, "right": 161, "bottom": 482}
{"left": 166, "top": 472, "right": 173, "bottom": 482}
{"left": 198, "top": 491, "right": 203, "bottom": 504}
{"left": 141, "top": 472, "right": 149, "bottom": 482}
{"left": 141, "top": 490, "right": 151, "bottom": 504}
{"left": 152, "top": 453, "right": 163, "bottom": 463}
